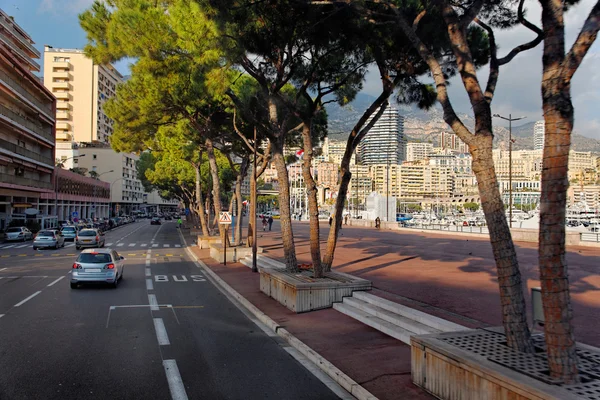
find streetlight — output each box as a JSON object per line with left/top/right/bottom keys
{"left": 92, "top": 170, "right": 113, "bottom": 219}
{"left": 493, "top": 113, "right": 526, "bottom": 228}
{"left": 55, "top": 154, "right": 85, "bottom": 224}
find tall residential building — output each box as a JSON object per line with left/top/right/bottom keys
{"left": 533, "top": 120, "right": 545, "bottom": 150}
{"left": 406, "top": 142, "right": 433, "bottom": 162}
{"left": 0, "top": 9, "right": 56, "bottom": 230}
{"left": 358, "top": 102, "right": 406, "bottom": 165}
{"left": 323, "top": 138, "right": 355, "bottom": 165}
{"left": 440, "top": 131, "right": 469, "bottom": 153}
{"left": 317, "top": 162, "right": 339, "bottom": 189}
{"left": 43, "top": 46, "right": 123, "bottom": 160}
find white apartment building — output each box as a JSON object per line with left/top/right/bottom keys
{"left": 406, "top": 142, "right": 433, "bottom": 162}
{"left": 533, "top": 120, "right": 545, "bottom": 150}
{"left": 399, "top": 163, "right": 453, "bottom": 199}
{"left": 43, "top": 46, "right": 123, "bottom": 162}
{"left": 358, "top": 102, "right": 406, "bottom": 165}
{"left": 322, "top": 138, "right": 355, "bottom": 165}
{"left": 369, "top": 164, "right": 401, "bottom": 198}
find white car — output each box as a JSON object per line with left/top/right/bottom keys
{"left": 4, "top": 227, "right": 33, "bottom": 242}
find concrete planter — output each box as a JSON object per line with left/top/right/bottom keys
{"left": 411, "top": 327, "right": 600, "bottom": 400}
{"left": 209, "top": 243, "right": 262, "bottom": 263}
{"left": 197, "top": 235, "right": 221, "bottom": 249}
{"left": 260, "top": 269, "right": 372, "bottom": 313}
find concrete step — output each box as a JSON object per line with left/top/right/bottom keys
{"left": 352, "top": 291, "right": 466, "bottom": 332}
{"left": 256, "top": 254, "right": 286, "bottom": 270}
{"left": 343, "top": 297, "right": 439, "bottom": 336}
{"left": 333, "top": 302, "right": 414, "bottom": 344}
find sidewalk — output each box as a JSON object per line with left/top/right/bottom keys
{"left": 182, "top": 228, "right": 433, "bottom": 400}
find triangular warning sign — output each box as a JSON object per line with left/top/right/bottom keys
{"left": 219, "top": 212, "right": 232, "bottom": 224}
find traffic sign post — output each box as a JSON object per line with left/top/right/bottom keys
{"left": 219, "top": 212, "right": 232, "bottom": 265}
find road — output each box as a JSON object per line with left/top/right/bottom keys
{"left": 0, "top": 221, "right": 342, "bottom": 400}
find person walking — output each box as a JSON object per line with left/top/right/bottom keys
{"left": 262, "top": 216, "right": 267, "bottom": 231}
{"left": 328, "top": 216, "right": 333, "bottom": 226}
{"left": 268, "top": 216, "right": 274, "bottom": 231}
{"left": 344, "top": 214, "right": 349, "bottom": 225}
{"left": 177, "top": 217, "right": 182, "bottom": 229}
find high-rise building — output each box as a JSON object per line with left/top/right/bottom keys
{"left": 323, "top": 138, "right": 355, "bottom": 165}
{"left": 0, "top": 10, "right": 56, "bottom": 230}
{"left": 317, "top": 162, "right": 339, "bottom": 189}
{"left": 43, "top": 46, "right": 123, "bottom": 157}
{"left": 533, "top": 120, "right": 545, "bottom": 150}
{"left": 358, "top": 102, "right": 406, "bottom": 165}
{"left": 406, "top": 142, "right": 433, "bottom": 162}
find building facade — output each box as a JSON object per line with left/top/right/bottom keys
{"left": 533, "top": 120, "right": 545, "bottom": 150}
{"left": 406, "top": 142, "right": 433, "bottom": 162}
{"left": 0, "top": 10, "right": 56, "bottom": 230}
{"left": 317, "top": 162, "right": 339, "bottom": 189}
{"left": 358, "top": 102, "right": 406, "bottom": 165}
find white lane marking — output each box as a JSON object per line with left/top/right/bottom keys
{"left": 105, "top": 242, "right": 114, "bottom": 246}
{"left": 117, "top": 243, "right": 124, "bottom": 247}
{"left": 141, "top": 244, "right": 148, "bottom": 247}
{"left": 0, "top": 314, "right": 4, "bottom": 319}
{"left": 152, "top": 244, "right": 158, "bottom": 248}
{"left": 0, "top": 268, "right": 7, "bottom": 272}
{"left": 66, "top": 243, "right": 75, "bottom": 247}
{"left": 163, "top": 244, "right": 170, "bottom": 248}
{"left": 146, "top": 278, "right": 154, "bottom": 290}
{"left": 14, "top": 291, "right": 42, "bottom": 307}
{"left": 145, "top": 260, "right": 151, "bottom": 267}
{"left": 128, "top": 243, "right": 136, "bottom": 247}
{"left": 148, "top": 294, "right": 159, "bottom": 311}
{"left": 163, "top": 360, "right": 188, "bottom": 400}
{"left": 175, "top": 245, "right": 181, "bottom": 248}
{"left": 153, "top": 318, "right": 170, "bottom": 345}
{"left": 3, "top": 245, "right": 16, "bottom": 249}
{"left": 145, "top": 268, "right": 151, "bottom": 277}
{"left": 47, "top": 276, "right": 65, "bottom": 287}
{"left": 15, "top": 244, "right": 28, "bottom": 249}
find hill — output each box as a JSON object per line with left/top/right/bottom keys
{"left": 324, "top": 94, "right": 600, "bottom": 153}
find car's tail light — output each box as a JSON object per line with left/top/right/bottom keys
{"left": 106, "top": 263, "right": 115, "bottom": 269}
{"left": 72, "top": 263, "right": 81, "bottom": 269}
{"left": 95, "top": 236, "right": 99, "bottom": 241}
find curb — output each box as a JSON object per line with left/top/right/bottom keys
{"left": 178, "top": 231, "right": 378, "bottom": 400}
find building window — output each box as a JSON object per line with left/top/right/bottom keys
{"left": 14, "top": 167, "right": 25, "bottom": 177}
{"left": 93, "top": 154, "right": 97, "bottom": 160}
{"left": 92, "top": 166, "right": 97, "bottom": 171}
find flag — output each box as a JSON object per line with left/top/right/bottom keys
{"left": 295, "top": 149, "right": 304, "bottom": 159}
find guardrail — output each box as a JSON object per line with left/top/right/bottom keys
{"left": 403, "top": 223, "right": 490, "bottom": 234}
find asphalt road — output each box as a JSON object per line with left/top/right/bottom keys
{"left": 0, "top": 221, "right": 341, "bottom": 400}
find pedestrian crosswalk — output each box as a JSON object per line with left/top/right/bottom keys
{"left": 0, "top": 242, "right": 182, "bottom": 250}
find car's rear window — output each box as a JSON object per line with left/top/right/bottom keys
{"left": 77, "top": 253, "right": 111, "bottom": 263}
{"left": 37, "top": 231, "right": 54, "bottom": 237}
{"left": 79, "top": 230, "right": 96, "bottom": 236}
{"left": 6, "top": 228, "right": 21, "bottom": 233}
{"left": 62, "top": 227, "right": 76, "bottom": 232}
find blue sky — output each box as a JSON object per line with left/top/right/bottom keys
{"left": 2, "top": 0, "right": 599, "bottom": 140}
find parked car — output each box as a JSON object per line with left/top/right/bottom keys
{"left": 70, "top": 249, "right": 125, "bottom": 289}
{"left": 164, "top": 215, "right": 172, "bottom": 220}
{"left": 76, "top": 229, "right": 105, "bottom": 250}
{"left": 150, "top": 217, "right": 161, "bottom": 225}
{"left": 5, "top": 227, "right": 33, "bottom": 242}
{"left": 58, "top": 220, "right": 70, "bottom": 228}
{"left": 61, "top": 225, "right": 78, "bottom": 241}
{"left": 33, "top": 230, "right": 65, "bottom": 250}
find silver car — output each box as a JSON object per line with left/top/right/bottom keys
{"left": 5, "top": 227, "right": 33, "bottom": 242}
{"left": 60, "top": 225, "right": 78, "bottom": 241}
{"left": 75, "top": 229, "right": 105, "bottom": 250}
{"left": 33, "top": 230, "right": 65, "bottom": 250}
{"left": 70, "top": 249, "right": 125, "bottom": 288}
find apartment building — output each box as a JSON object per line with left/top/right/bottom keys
{"left": 440, "top": 131, "right": 469, "bottom": 153}
{"left": 0, "top": 10, "right": 56, "bottom": 229}
{"left": 568, "top": 185, "right": 600, "bottom": 209}
{"left": 533, "top": 120, "right": 545, "bottom": 150}
{"left": 369, "top": 164, "right": 401, "bottom": 198}
{"left": 43, "top": 46, "right": 123, "bottom": 160}
{"left": 406, "top": 142, "right": 433, "bottom": 162}
{"left": 76, "top": 146, "right": 144, "bottom": 216}
{"left": 317, "top": 162, "right": 339, "bottom": 189}
{"left": 398, "top": 163, "right": 453, "bottom": 200}
{"left": 493, "top": 149, "right": 543, "bottom": 180}
{"left": 322, "top": 138, "right": 355, "bottom": 165}
{"left": 348, "top": 164, "right": 372, "bottom": 206}
{"left": 358, "top": 102, "right": 407, "bottom": 165}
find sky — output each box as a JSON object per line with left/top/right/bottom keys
{"left": 2, "top": 0, "right": 599, "bottom": 139}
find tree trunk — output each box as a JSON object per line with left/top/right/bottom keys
{"left": 205, "top": 138, "right": 227, "bottom": 245}
{"left": 247, "top": 172, "right": 256, "bottom": 248}
{"left": 272, "top": 141, "right": 298, "bottom": 272}
{"left": 301, "top": 121, "right": 323, "bottom": 276}
{"left": 470, "top": 136, "right": 534, "bottom": 353}
{"left": 233, "top": 158, "right": 248, "bottom": 246}
{"left": 194, "top": 162, "right": 209, "bottom": 236}
{"left": 322, "top": 162, "right": 351, "bottom": 271}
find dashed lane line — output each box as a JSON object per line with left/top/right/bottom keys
{"left": 47, "top": 276, "right": 65, "bottom": 287}
{"left": 14, "top": 291, "right": 41, "bottom": 307}
{"left": 163, "top": 360, "right": 188, "bottom": 400}
{"left": 153, "top": 318, "right": 170, "bottom": 346}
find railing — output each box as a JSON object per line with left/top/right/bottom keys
{"left": 0, "top": 103, "right": 54, "bottom": 143}
{"left": 0, "top": 172, "right": 53, "bottom": 190}
{"left": 0, "top": 137, "right": 54, "bottom": 167}
{"left": 0, "top": 35, "right": 40, "bottom": 71}
{"left": 404, "top": 223, "right": 490, "bottom": 235}
{"left": 0, "top": 16, "right": 40, "bottom": 57}
{"left": 0, "top": 69, "right": 54, "bottom": 115}
{"left": 581, "top": 233, "right": 600, "bottom": 243}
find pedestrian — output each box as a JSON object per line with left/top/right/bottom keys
{"left": 344, "top": 214, "right": 348, "bottom": 225}
{"left": 268, "top": 216, "right": 274, "bottom": 231}
{"left": 177, "top": 217, "right": 182, "bottom": 229}
{"left": 328, "top": 216, "right": 333, "bottom": 226}
{"left": 375, "top": 217, "right": 381, "bottom": 229}
{"left": 262, "top": 216, "right": 267, "bottom": 231}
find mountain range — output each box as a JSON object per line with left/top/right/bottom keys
{"left": 324, "top": 93, "right": 600, "bottom": 153}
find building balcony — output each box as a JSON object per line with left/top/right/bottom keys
{"left": 52, "top": 81, "right": 71, "bottom": 90}
{"left": 56, "top": 101, "right": 70, "bottom": 110}
{"left": 0, "top": 35, "right": 40, "bottom": 72}
{"left": 0, "top": 172, "right": 53, "bottom": 190}
{"left": 0, "top": 17, "right": 40, "bottom": 57}
{"left": 0, "top": 69, "right": 54, "bottom": 117}
{"left": 53, "top": 62, "right": 70, "bottom": 70}
{"left": 56, "top": 131, "right": 72, "bottom": 141}
{"left": 56, "top": 121, "right": 71, "bottom": 130}
{"left": 0, "top": 137, "right": 54, "bottom": 168}
{"left": 53, "top": 71, "right": 71, "bottom": 80}
{"left": 0, "top": 103, "right": 54, "bottom": 144}
{"left": 53, "top": 91, "right": 70, "bottom": 100}
{"left": 56, "top": 110, "right": 70, "bottom": 120}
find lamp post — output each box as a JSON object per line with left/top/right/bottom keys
{"left": 93, "top": 170, "right": 113, "bottom": 220}
{"left": 55, "top": 154, "right": 85, "bottom": 224}
{"left": 493, "top": 113, "right": 526, "bottom": 228}
{"left": 386, "top": 158, "right": 390, "bottom": 222}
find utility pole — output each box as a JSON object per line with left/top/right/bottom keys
{"left": 252, "top": 127, "right": 258, "bottom": 273}
{"left": 386, "top": 159, "right": 390, "bottom": 222}
{"left": 493, "top": 113, "right": 526, "bottom": 228}
{"left": 355, "top": 149, "right": 358, "bottom": 218}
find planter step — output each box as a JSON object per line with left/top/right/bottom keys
{"left": 333, "top": 302, "right": 414, "bottom": 344}
{"left": 352, "top": 291, "right": 466, "bottom": 332}
{"left": 240, "top": 254, "right": 285, "bottom": 270}
{"left": 342, "top": 297, "right": 439, "bottom": 336}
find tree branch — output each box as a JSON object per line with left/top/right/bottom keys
{"left": 474, "top": 17, "right": 499, "bottom": 104}
{"left": 496, "top": 0, "right": 544, "bottom": 66}
{"left": 413, "top": 9, "right": 427, "bottom": 29}
{"left": 459, "top": 0, "right": 486, "bottom": 27}
{"left": 563, "top": 0, "right": 600, "bottom": 83}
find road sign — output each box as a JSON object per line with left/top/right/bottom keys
{"left": 219, "top": 212, "right": 232, "bottom": 225}
{"left": 72, "top": 211, "right": 78, "bottom": 219}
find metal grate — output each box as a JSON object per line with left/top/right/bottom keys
{"left": 440, "top": 330, "right": 600, "bottom": 399}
